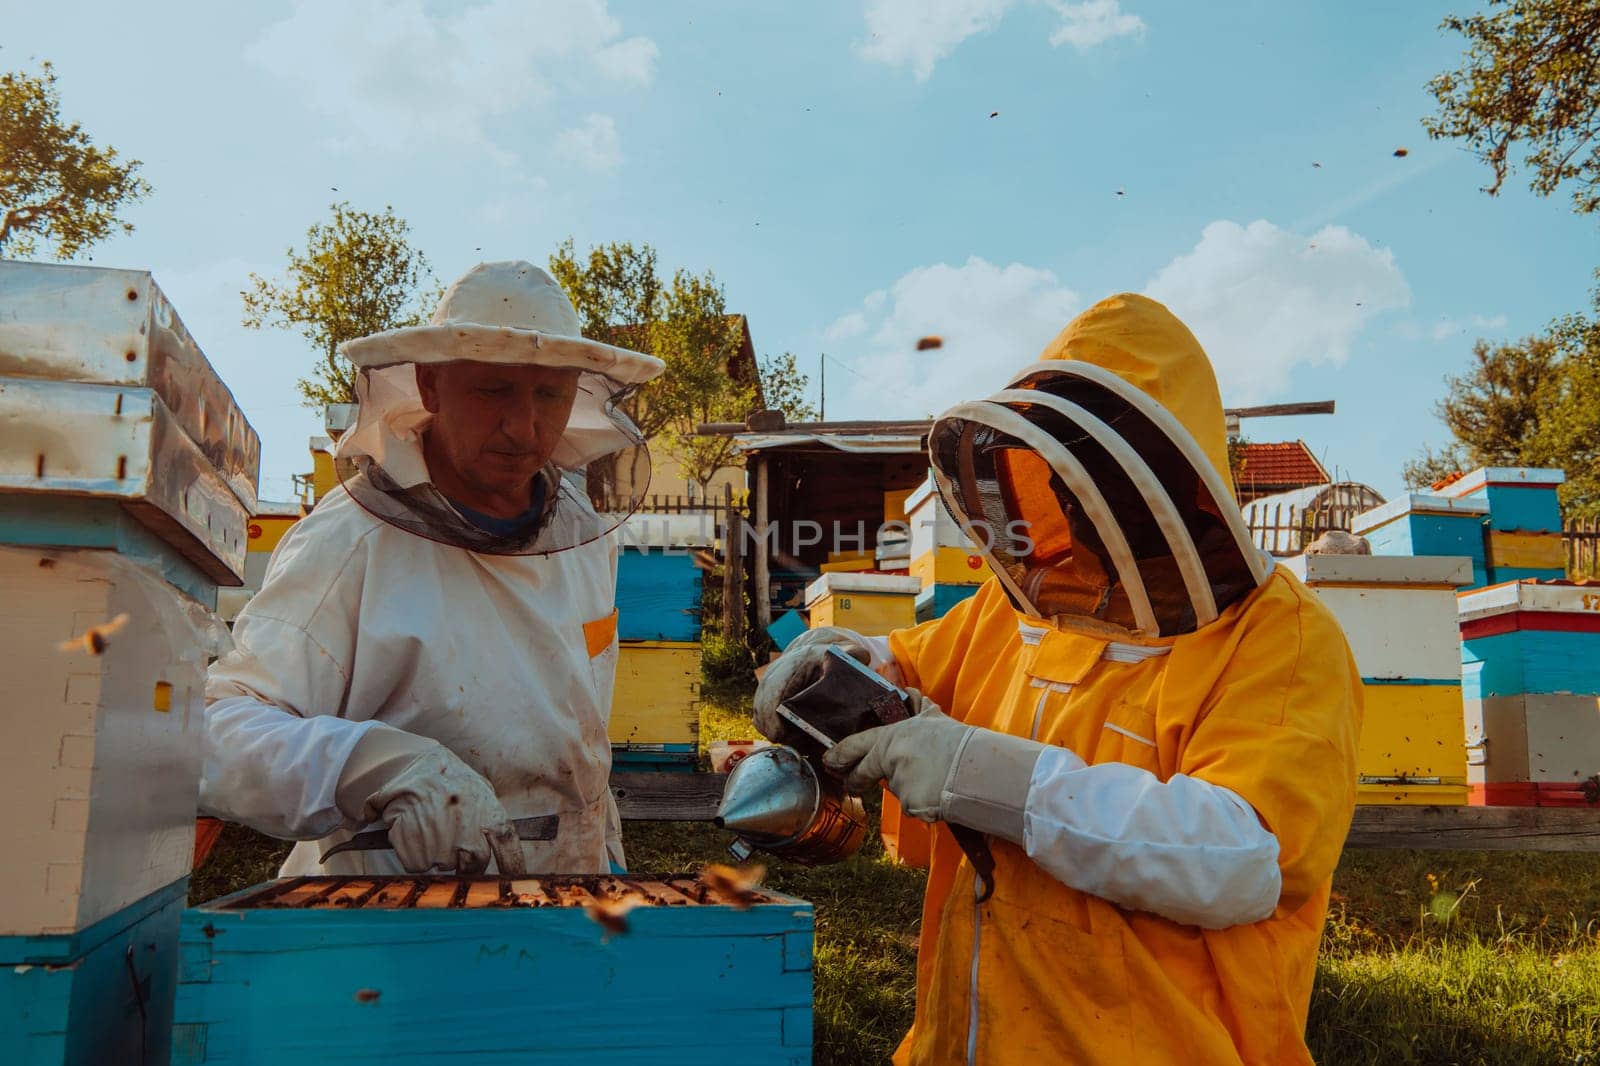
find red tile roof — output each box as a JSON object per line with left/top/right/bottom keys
{"left": 1232, "top": 441, "right": 1328, "bottom": 489}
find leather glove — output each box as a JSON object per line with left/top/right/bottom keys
{"left": 822, "top": 690, "right": 1042, "bottom": 844}
{"left": 822, "top": 689, "right": 971, "bottom": 820}
{"left": 336, "top": 724, "right": 526, "bottom": 875}
{"left": 753, "top": 627, "right": 876, "bottom": 745}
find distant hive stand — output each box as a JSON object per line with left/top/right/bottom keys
{"left": 1459, "top": 583, "right": 1600, "bottom": 807}
{"left": 1285, "top": 554, "right": 1475, "bottom": 806}
{"left": 174, "top": 875, "right": 813, "bottom": 1065}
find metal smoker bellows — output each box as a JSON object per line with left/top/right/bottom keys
{"left": 714, "top": 746, "right": 868, "bottom": 865}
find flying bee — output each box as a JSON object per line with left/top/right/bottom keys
{"left": 584, "top": 895, "right": 643, "bottom": 938}
{"left": 56, "top": 613, "right": 130, "bottom": 656}
{"left": 698, "top": 863, "right": 767, "bottom": 909}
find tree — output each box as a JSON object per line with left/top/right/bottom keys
{"left": 0, "top": 62, "right": 152, "bottom": 259}
{"left": 550, "top": 239, "right": 809, "bottom": 496}
{"left": 1527, "top": 302, "right": 1600, "bottom": 517}
{"left": 1426, "top": 0, "right": 1600, "bottom": 216}
{"left": 1402, "top": 334, "right": 1560, "bottom": 489}
{"left": 243, "top": 203, "right": 439, "bottom": 409}
{"left": 760, "top": 353, "right": 819, "bottom": 422}
{"left": 1405, "top": 297, "right": 1600, "bottom": 518}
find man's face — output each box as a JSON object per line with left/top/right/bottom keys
{"left": 416, "top": 361, "right": 581, "bottom": 507}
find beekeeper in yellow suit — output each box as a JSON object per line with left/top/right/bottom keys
{"left": 755, "top": 294, "right": 1361, "bottom": 1064}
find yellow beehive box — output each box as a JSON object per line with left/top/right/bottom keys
{"left": 906, "top": 475, "right": 990, "bottom": 588}
{"left": 910, "top": 545, "right": 993, "bottom": 588}
{"left": 1284, "top": 554, "right": 1475, "bottom": 805}
{"left": 609, "top": 640, "right": 701, "bottom": 759}
{"left": 804, "top": 572, "right": 921, "bottom": 636}
{"left": 820, "top": 549, "right": 876, "bottom": 575}
{"left": 884, "top": 487, "right": 914, "bottom": 525}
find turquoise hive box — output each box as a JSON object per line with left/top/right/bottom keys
{"left": 173, "top": 875, "right": 813, "bottom": 1065}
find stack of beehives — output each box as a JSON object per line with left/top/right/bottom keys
{"left": 609, "top": 512, "right": 711, "bottom": 769}
{"left": 0, "top": 261, "right": 258, "bottom": 1064}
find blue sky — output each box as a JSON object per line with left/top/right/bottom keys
{"left": 5, "top": 0, "right": 1595, "bottom": 501}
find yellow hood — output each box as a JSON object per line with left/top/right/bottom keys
{"left": 1037, "top": 293, "right": 1235, "bottom": 495}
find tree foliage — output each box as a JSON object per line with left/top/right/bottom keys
{"left": 550, "top": 239, "right": 810, "bottom": 494}
{"left": 1426, "top": 0, "right": 1600, "bottom": 216}
{"left": 760, "top": 352, "right": 819, "bottom": 423}
{"left": 1405, "top": 295, "right": 1600, "bottom": 518}
{"left": 0, "top": 62, "right": 152, "bottom": 259}
{"left": 243, "top": 203, "right": 440, "bottom": 409}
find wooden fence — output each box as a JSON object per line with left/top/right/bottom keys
{"left": 595, "top": 491, "right": 750, "bottom": 517}
{"left": 1569, "top": 518, "right": 1600, "bottom": 578}
{"left": 1247, "top": 506, "right": 1600, "bottom": 572}
{"left": 1244, "top": 503, "right": 1369, "bottom": 556}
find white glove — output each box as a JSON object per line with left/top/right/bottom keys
{"left": 335, "top": 725, "right": 526, "bottom": 875}
{"left": 822, "top": 690, "right": 972, "bottom": 819}
{"left": 823, "top": 690, "right": 1042, "bottom": 843}
{"left": 753, "top": 627, "right": 877, "bottom": 744}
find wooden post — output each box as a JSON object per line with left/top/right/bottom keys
{"left": 722, "top": 482, "right": 744, "bottom": 645}
{"left": 754, "top": 455, "right": 772, "bottom": 632}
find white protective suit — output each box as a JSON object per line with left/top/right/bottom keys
{"left": 201, "top": 260, "right": 662, "bottom": 876}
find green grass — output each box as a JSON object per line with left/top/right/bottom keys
{"left": 194, "top": 697, "right": 1600, "bottom": 1066}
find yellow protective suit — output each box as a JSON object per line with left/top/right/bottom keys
{"left": 888, "top": 294, "right": 1362, "bottom": 1064}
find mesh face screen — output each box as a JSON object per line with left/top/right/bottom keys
{"left": 930, "top": 370, "right": 1261, "bottom": 636}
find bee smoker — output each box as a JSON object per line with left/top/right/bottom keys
{"left": 714, "top": 745, "right": 867, "bottom": 864}
{"left": 716, "top": 645, "right": 999, "bottom": 897}
{"left": 714, "top": 646, "right": 906, "bottom": 865}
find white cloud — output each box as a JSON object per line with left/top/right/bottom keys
{"left": 858, "top": 0, "right": 1142, "bottom": 81}
{"left": 859, "top": 0, "right": 1013, "bottom": 82}
{"left": 824, "top": 256, "right": 1082, "bottom": 418}
{"left": 245, "top": 0, "right": 656, "bottom": 154}
{"left": 1428, "top": 313, "right": 1508, "bottom": 342}
{"left": 1044, "top": 0, "right": 1145, "bottom": 50}
{"left": 555, "top": 114, "right": 623, "bottom": 172}
{"left": 824, "top": 311, "right": 870, "bottom": 342}
{"left": 1144, "top": 220, "right": 1411, "bottom": 403}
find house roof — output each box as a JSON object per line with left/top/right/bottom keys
{"left": 608, "top": 314, "right": 762, "bottom": 405}
{"left": 1232, "top": 440, "right": 1328, "bottom": 488}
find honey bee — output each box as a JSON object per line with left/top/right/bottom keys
{"left": 698, "top": 863, "right": 767, "bottom": 909}
{"left": 56, "top": 613, "right": 130, "bottom": 656}
{"left": 584, "top": 895, "right": 643, "bottom": 938}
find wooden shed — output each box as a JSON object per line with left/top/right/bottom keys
{"left": 724, "top": 421, "right": 932, "bottom": 628}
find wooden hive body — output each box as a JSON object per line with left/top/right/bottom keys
{"left": 1460, "top": 583, "right": 1600, "bottom": 806}
{"left": 174, "top": 876, "right": 813, "bottom": 1065}
{"left": 1285, "top": 555, "right": 1475, "bottom": 805}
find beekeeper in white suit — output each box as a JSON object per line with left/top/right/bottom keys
{"left": 201, "top": 261, "right": 664, "bottom": 877}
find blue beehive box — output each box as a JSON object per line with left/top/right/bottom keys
{"left": 915, "top": 583, "right": 982, "bottom": 623}
{"left": 616, "top": 548, "right": 703, "bottom": 642}
{"left": 174, "top": 875, "right": 813, "bottom": 1065}
{"left": 766, "top": 609, "right": 809, "bottom": 651}
{"left": 1354, "top": 494, "right": 1491, "bottom": 588}
{"left": 1441, "top": 467, "right": 1565, "bottom": 533}
{"left": 0, "top": 881, "right": 187, "bottom": 1066}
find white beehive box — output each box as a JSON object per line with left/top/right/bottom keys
{"left": 0, "top": 547, "right": 212, "bottom": 936}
